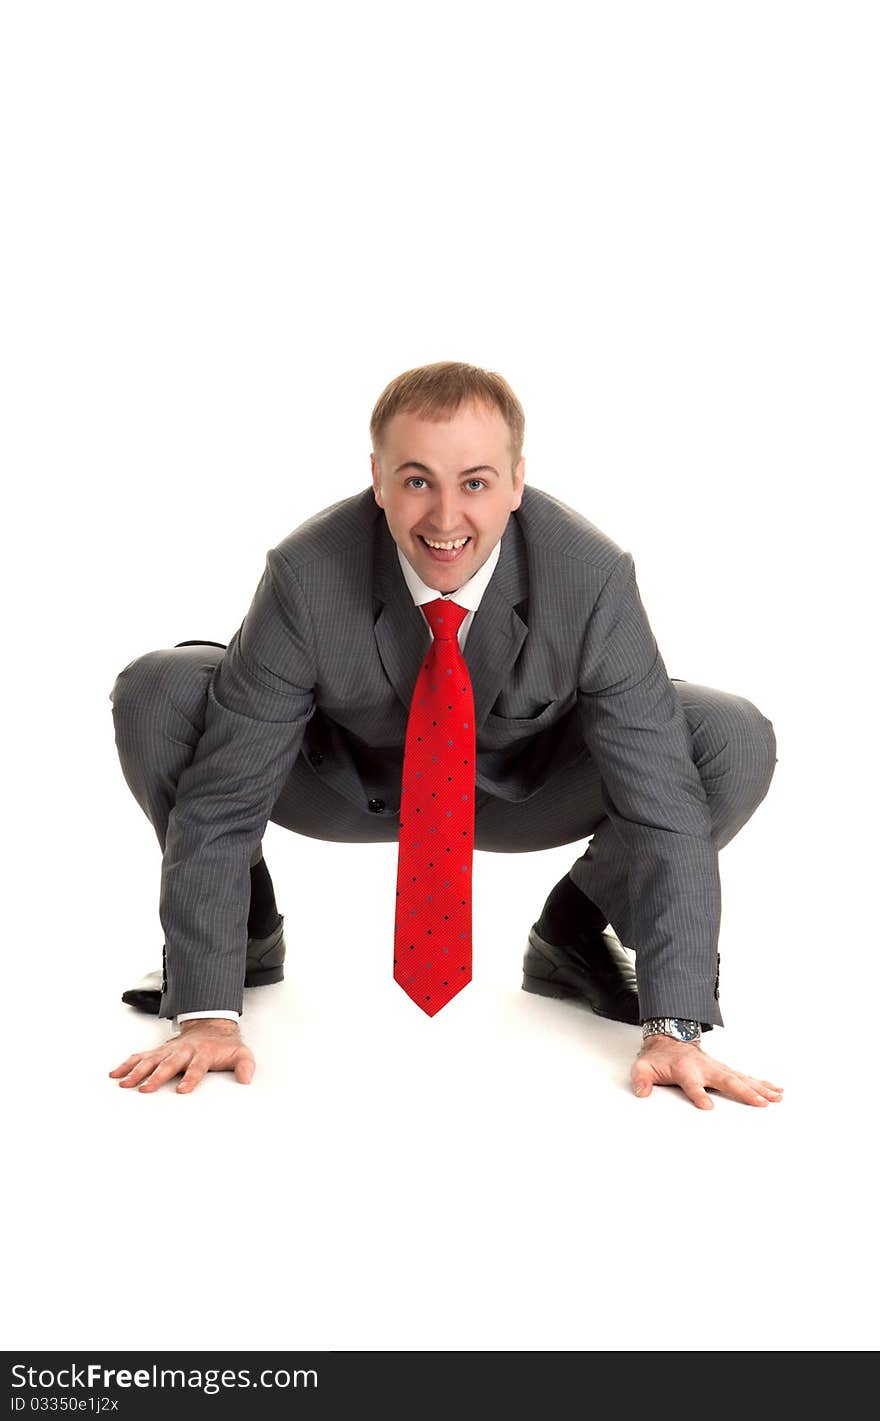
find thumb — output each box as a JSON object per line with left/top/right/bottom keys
{"left": 632, "top": 1063, "right": 653, "bottom": 1098}
{"left": 235, "top": 1056, "right": 255, "bottom": 1085}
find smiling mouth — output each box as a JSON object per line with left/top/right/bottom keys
{"left": 418, "top": 535, "right": 471, "bottom": 562}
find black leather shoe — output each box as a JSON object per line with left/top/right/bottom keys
{"left": 120, "top": 915, "right": 286, "bottom": 1015}
{"left": 522, "top": 922, "right": 640, "bottom": 1025}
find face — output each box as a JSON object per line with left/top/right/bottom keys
{"left": 370, "top": 400, "right": 525, "bottom": 593}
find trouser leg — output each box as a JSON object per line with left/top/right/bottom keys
{"left": 109, "top": 641, "right": 265, "bottom": 871}
{"left": 471, "top": 679, "right": 776, "bottom": 945}
{"left": 566, "top": 680, "right": 778, "bottom": 945}
{"left": 109, "top": 641, "right": 402, "bottom": 862}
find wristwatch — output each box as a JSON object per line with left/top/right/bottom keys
{"left": 642, "top": 1017, "right": 701, "bottom": 1044}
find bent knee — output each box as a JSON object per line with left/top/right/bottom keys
{"left": 723, "top": 694, "right": 778, "bottom": 788}
{"left": 109, "top": 645, "right": 222, "bottom": 713}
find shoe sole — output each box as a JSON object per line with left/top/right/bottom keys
{"left": 521, "top": 924, "right": 635, "bottom": 1024}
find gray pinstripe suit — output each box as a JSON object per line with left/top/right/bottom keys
{"left": 110, "top": 482, "right": 777, "bottom": 1024}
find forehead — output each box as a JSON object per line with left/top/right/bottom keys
{"left": 383, "top": 400, "right": 509, "bottom": 459}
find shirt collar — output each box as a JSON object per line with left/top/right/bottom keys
{"left": 395, "top": 536, "right": 501, "bottom": 612}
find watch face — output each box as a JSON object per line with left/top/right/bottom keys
{"left": 671, "top": 1018, "right": 700, "bottom": 1041}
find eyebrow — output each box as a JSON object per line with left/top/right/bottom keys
{"left": 394, "top": 462, "right": 499, "bottom": 478}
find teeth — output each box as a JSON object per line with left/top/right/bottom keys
{"left": 423, "top": 536, "right": 469, "bottom": 550}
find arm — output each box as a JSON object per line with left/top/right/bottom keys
{"left": 109, "top": 547, "right": 317, "bottom": 1093}
{"left": 576, "top": 551, "right": 721, "bottom": 1025}
{"left": 576, "top": 555, "right": 785, "bottom": 1108}
{"left": 158, "top": 546, "right": 317, "bottom": 1020}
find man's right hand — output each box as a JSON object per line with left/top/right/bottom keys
{"left": 109, "top": 1019, "right": 255, "bottom": 1094}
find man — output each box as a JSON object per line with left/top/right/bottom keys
{"left": 109, "top": 361, "right": 783, "bottom": 1110}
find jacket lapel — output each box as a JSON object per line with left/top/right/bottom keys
{"left": 372, "top": 513, "right": 529, "bottom": 730}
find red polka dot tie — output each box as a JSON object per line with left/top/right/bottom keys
{"left": 394, "top": 598, "right": 475, "bottom": 1015}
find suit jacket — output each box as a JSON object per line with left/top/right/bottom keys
{"left": 158, "top": 482, "right": 721, "bottom": 1022}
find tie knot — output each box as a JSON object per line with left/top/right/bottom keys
{"left": 422, "top": 598, "right": 468, "bottom": 640}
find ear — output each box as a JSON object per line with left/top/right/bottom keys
{"left": 511, "top": 457, "right": 525, "bottom": 511}
{"left": 370, "top": 453, "right": 384, "bottom": 508}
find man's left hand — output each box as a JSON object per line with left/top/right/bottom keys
{"left": 631, "top": 1035, "right": 784, "bottom": 1110}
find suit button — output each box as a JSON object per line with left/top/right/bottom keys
{"left": 368, "top": 798, "right": 386, "bottom": 813}
{"left": 309, "top": 751, "right": 324, "bottom": 766}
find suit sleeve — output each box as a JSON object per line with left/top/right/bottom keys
{"left": 576, "top": 551, "right": 722, "bottom": 1025}
{"left": 158, "top": 548, "right": 317, "bottom": 1019}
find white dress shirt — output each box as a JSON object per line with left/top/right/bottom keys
{"left": 175, "top": 536, "right": 502, "bottom": 1030}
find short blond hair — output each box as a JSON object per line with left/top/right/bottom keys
{"left": 370, "top": 360, "right": 525, "bottom": 475}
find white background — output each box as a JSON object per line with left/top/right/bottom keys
{"left": 2, "top": 0, "right": 876, "bottom": 1352}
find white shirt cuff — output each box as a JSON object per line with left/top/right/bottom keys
{"left": 174, "top": 1009, "right": 241, "bottom": 1033}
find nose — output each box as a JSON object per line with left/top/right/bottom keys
{"left": 428, "top": 486, "right": 467, "bottom": 535}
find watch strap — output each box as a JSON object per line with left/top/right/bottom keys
{"left": 642, "top": 1016, "right": 701, "bottom": 1043}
